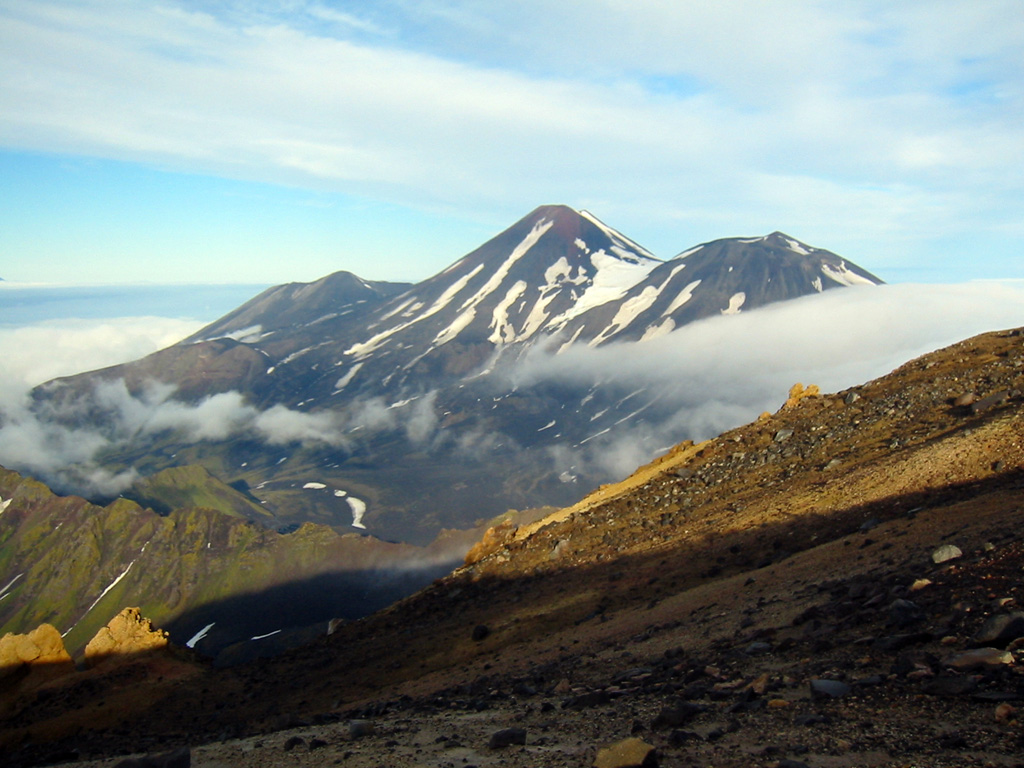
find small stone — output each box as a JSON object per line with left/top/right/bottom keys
{"left": 888, "top": 599, "right": 925, "bottom": 628}
{"left": 489, "top": 727, "right": 527, "bottom": 749}
{"left": 282, "top": 737, "right": 305, "bottom": 752}
{"left": 946, "top": 648, "right": 1014, "bottom": 671}
{"left": 347, "top": 720, "right": 374, "bottom": 739}
{"left": 996, "top": 703, "right": 1017, "bottom": 724}
{"left": 931, "top": 544, "right": 962, "bottom": 564}
{"left": 844, "top": 391, "right": 861, "bottom": 405}
{"left": 651, "top": 702, "right": 705, "bottom": 729}
{"left": 809, "top": 679, "right": 851, "bottom": 699}
{"left": 910, "top": 578, "right": 932, "bottom": 592}
{"left": 768, "top": 699, "right": 791, "bottom": 709}
{"left": 472, "top": 624, "right": 490, "bottom": 641}
{"left": 593, "top": 737, "right": 657, "bottom": 768}
{"left": 774, "top": 429, "right": 794, "bottom": 443}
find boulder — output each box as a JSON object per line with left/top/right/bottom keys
{"left": 972, "top": 612, "right": 1024, "bottom": 648}
{"left": 0, "top": 623, "right": 73, "bottom": 680}
{"left": 84, "top": 607, "right": 169, "bottom": 667}
{"left": 931, "top": 545, "right": 962, "bottom": 564}
{"left": 946, "top": 648, "right": 1014, "bottom": 671}
{"left": 488, "top": 727, "right": 527, "bottom": 748}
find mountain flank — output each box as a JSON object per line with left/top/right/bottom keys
{"left": 3, "top": 326, "right": 1023, "bottom": 767}
{"left": 23, "top": 205, "right": 884, "bottom": 547}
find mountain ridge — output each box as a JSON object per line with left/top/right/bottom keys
{"left": 21, "top": 205, "right": 884, "bottom": 547}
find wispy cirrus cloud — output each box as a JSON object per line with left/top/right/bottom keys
{"left": 1, "top": 1, "right": 1021, "bottom": 282}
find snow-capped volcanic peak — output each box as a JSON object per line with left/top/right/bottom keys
{"left": 344, "top": 205, "right": 664, "bottom": 361}
{"left": 578, "top": 209, "right": 658, "bottom": 262}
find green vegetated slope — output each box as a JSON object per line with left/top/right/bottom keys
{"left": 0, "top": 465, "right": 456, "bottom": 658}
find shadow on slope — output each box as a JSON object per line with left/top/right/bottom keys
{"left": 162, "top": 559, "right": 460, "bottom": 666}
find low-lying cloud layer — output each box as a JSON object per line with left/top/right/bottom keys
{"left": 514, "top": 282, "right": 1024, "bottom": 478}
{"left": 1, "top": 282, "right": 1021, "bottom": 499}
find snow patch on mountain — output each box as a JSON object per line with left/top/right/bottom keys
{"left": 578, "top": 209, "right": 656, "bottom": 260}
{"left": 722, "top": 292, "right": 747, "bottom": 315}
{"left": 822, "top": 261, "right": 877, "bottom": 287}
{"left": 549, "top": 250, "right": 659, "bottom": 328}
{"left": 591, "top": 285, "right": 663, "bottom": 345}
{"left": 186, "top": 622, "right": 215, "bottom": 649}
{"left": 0, "top": 573, "right": 23, "bottom": 602}
{"left": 347, "top": 496, "right": 367, "bottom": 529}
{"left": 784, "top": 236, "right": 812, "bottom": 255}
{"left": 664, "top": 279, "right": 702, "bottom": 315}
{"left": 488, "top": 280, "right": 528, "bottom": 343}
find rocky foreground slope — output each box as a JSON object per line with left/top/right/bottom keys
{"left": 3, "top": 327, "right": 1024, "bottom": 767}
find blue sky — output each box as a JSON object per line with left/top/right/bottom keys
{"left": 1, "top": 0, "right": 1023, "bottom": 285}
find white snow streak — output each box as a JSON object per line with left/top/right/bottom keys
{"left": 783, "top": 236, "right": 812, "bottom": 255}
{"left": 664, "top": 279, "right": 702, "bottom": 315}
{"left": 251, "top": 629, "right": 282, "bottom": 641}
{"left": 186, "top": 622, "right": 215, "bottom": 648}
{"left": 0, "top": 573, "right": 23, "bottom": 602}
{"left": 82, "top": 560, "right": 136, "bottom": 619}
{"left": 0, "top": 497, "right": 10, "bottom": 515}
{"left": 346, "top": 264, "right": 484, "bottom": 358}
{"left": 347, "top": 496, "right": 367, "bottom": 529}
{"left": 303, "top": 482, "right": 327, "bottom": 489}
{"left": 488, "top": 280, "right": 528, "bottom": 343}
{"left": 821, "top": 262, "right": 876, "bottom": 287}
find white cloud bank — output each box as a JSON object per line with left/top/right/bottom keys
{"left": 513, "top": 282, "right": 1024, "bottom": 478}
{"left": 0, "top": 282, "right": 1021, "bottom": 498}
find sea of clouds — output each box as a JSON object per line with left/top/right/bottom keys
{"left": 1, "top": 281, "right": 1022, "bottom": 499}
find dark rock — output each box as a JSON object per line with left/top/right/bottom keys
{"left": 795, "top": 713, "right": 831, "bottom": 726}
{"left": 114, "top": 749, "right": 191, "bottom": 768}
{"left": 888, "top": 599, "right": 925, "bottom": 628}
{"left": 348, "top": 719, "right": 375, "bottom": 739}
{"left": 809, "top": 679, "right": 851, "bottom": 699}
{"left": 779, "top": 760, "right": 812, "bottom": 768}
{"left": 970, "top": 389, "right": 1010, "bottom": 414}
{"left": 308, "top": 739, "right": 328, "bottom": 751}
{"left": 922, "top": 676, "right": 978, "bottom": 696}
{"left": 668, "top": 730, "right": 701, "bottom": 746}
{"left": 651, "top": 701, "right": 706, "bottom": 729}
{"left": 873, "top": 632, "right": 933, "bottom": 652}
{"left": 472, "top": 624, "right": 491, "bottom": 641}
{"left": 564, "top": 690, "right": 611, "bottom": 709}
{"left": 489, "top": 727, "right": 527, "bottom": 749}
{"left": 282, "top": 737, "right": 305, "bottom": 752}
{"left": 972, "top": 612, "right": 1024, "bottom": 648}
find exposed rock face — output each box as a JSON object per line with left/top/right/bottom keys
{"left": 84, "top": 608, "right": 169, "bottom": 667}
{"left": 0, "top": 623, "right": 72, "bottom": 680}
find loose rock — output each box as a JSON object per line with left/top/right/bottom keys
{"left": 593, "top": 737, "right": 658, "bottom": 768}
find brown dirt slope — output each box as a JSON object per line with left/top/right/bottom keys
{"left": 4, "top": 327, "right": 1024, "bottom": 768}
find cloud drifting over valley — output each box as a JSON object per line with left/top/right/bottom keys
{"left": 513, "top": 282, "right": 1024, "bottom": 478}
{"left": 1, "top": 282, "right": 1021, "bottom": 499}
